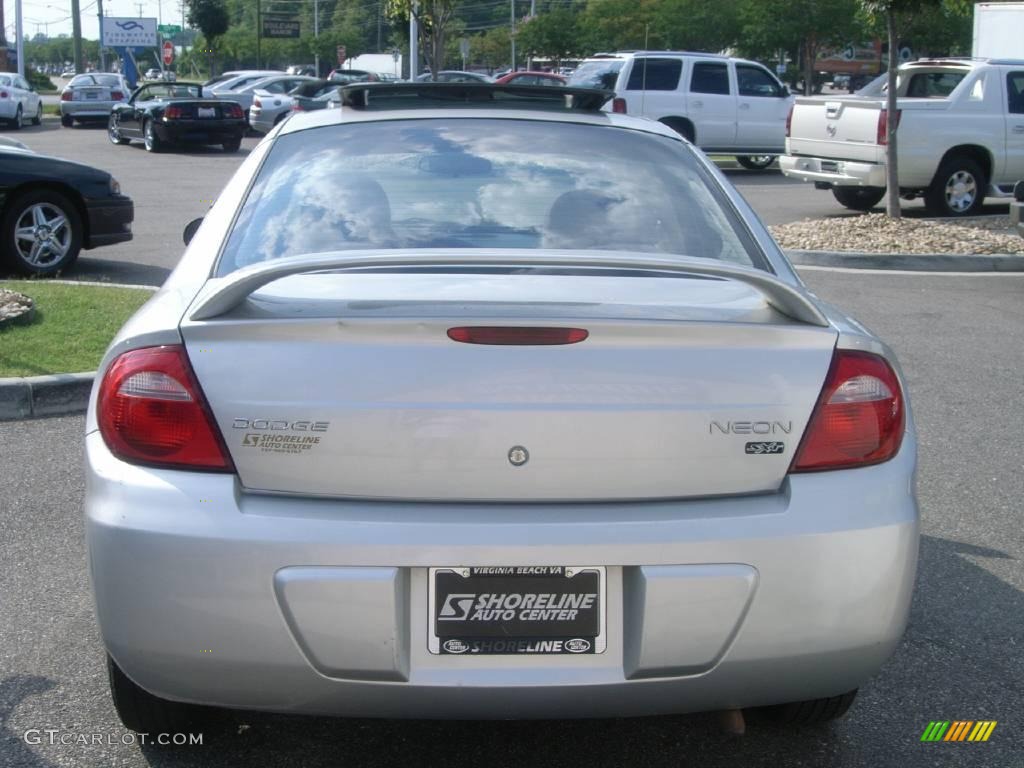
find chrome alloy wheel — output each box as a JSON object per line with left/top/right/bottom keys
{"left": 13, "top": 202, "right": 72, "bottom": 268}
{"left": 944, "top": 170, "right": 977, "bottom": 214}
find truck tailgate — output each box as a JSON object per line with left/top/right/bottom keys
{"left": 786, "top": 97, "right": 885, "bottom": 163}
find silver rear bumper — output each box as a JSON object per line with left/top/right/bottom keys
{"left": 85, "top": 431, "right": 918, "bottom": 719}
{"left": 780, "top": 154, "right": 888, "bottom": 187}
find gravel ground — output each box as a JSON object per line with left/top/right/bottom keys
{"left": 770, "top": 214, "right": 1024, "bottom": 255}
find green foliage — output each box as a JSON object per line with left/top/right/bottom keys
{"left": 473, "top": 26, "right": 511, "bottom": 72}
{"left": 25, "top": 69, "right": 56, "bottom": 91}
{"left": 515, "top": 9, "right": 584, "bottom": 66}
{"left": 186, "top": 0, "right": 230, "bottom": 42}
{"left": 386, "top": 0, "right": 459, "bottom": 76}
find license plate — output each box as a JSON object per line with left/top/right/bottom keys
{"left": 86, "top": 92, "right": 98, "bottom": 99}
{"left": 428, "top": 566, "right": 606, "bottom": 655}
{"left": 197, "top": 107, "right": 216, "bottom": 119}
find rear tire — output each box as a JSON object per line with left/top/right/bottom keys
{"left": 757, "top": 689, "right": 858, "bottom": 726}
{"left": 107, "top": 654, "right": 207, "bottom": 734}
{"left": 832, "top": 186, "right": 885, "bottom": 211}
{"left": 924, "top": 155, "right": 986, "bottom": 217}
{"left": 60, "top": 113, "right": 73, "bottom": 128}
{"left": 736, "top": 155, "right": 776, "bottom": 170}
{"left": 222, "top": 137, "right": 242, "bottom": 153}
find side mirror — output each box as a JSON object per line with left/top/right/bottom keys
{"left": 779, "top": 85, "right": 791, "bottom": 97}
{"left": 183, "top": 217, "right": 203, "bottom": 246}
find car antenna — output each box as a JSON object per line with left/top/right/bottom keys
{"left": 640, "top": 24, "right": 650, "bottom": 115}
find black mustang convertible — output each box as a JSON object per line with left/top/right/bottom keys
{"left": 108, "top": 82, "right": 247, "bottom": 153}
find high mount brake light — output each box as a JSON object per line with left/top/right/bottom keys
{"left": 447, "top": 327, "right": 589, "bottom": 345}
{"left": 791, "top": 349, "right": 905, "bottom": 472}
{"left": 97, "top": 345, "right": 234, "bottom": 472}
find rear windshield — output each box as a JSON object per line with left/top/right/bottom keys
{"left": 568, "top": 60, "right": 624, "bottom": 90}
{"left": 70, "top": 74, "right": 121, "bottom": 87}
{"left": 216, "top": 118, "right": 760, "bottom": 275}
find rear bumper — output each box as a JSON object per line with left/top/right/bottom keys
{"left": 85, "top": 431, "right": 919, "bottom": 719}
{"left": 84, "top": 196, "right": 133, "bottom": 249}
{"left": 780, "top": 154, "right": 887, "bottom": 188}
{"left": 154, "top": 119, "right": 246, "bottom": 145}
{"left": 61, "top": 102, "right": 117, "bottom": 118}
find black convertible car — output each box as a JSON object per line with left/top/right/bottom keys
{"left": 0, "top": 144, "right": 133, "bottom": 276}
{"left": 108, "top": 82, "right": 247, "bottom": 153}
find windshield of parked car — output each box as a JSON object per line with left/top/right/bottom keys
{"left": 217, "top": 118, "right": 760, "bottom": 275}
{"left": 568, "top": 60, "right": 624, "bottom": 89}
{"left": 70, "top": 74, "right": 122, "bottom": 87}
{"left": 138, "top": 83, "right": 201, "bottom": 100}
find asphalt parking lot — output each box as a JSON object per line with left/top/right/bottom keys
{"left": 2, "top": 118, "right": 1023, "bottom": 768}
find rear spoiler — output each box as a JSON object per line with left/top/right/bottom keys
{"left": 187, "top": 250, "right": 829, "bottom": 326}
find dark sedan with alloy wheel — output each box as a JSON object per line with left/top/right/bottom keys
{"left": 108, "top": 82, "right": 247, "bottom": 153}
{"left": 0, "top": 144, "right": 133, "bottom": 276}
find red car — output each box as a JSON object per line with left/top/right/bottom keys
{"left": 494, "top": 71, "right": 567, "bottom": 87}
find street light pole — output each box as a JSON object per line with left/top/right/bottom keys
{"left": 15, "top": 0, "right": 24, "bottom": 76}
{"left": 71, "top": 0, "right": 83, "bottom": 74}
{"left": 409, "top": 2, "right": 418, "bottom": 79}
{"left": 509, "top": 0, "right": 515, "bottom": 74}
{"left": 314, "top": 0, "right": 319, "bottom": 76}
{"left": 97, "top": 0, "right": 105, "bottom": 71}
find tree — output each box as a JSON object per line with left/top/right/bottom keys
{"left": 859, "top": 0, "right": 967, "bottom": 217}
{"left": 474, "top": 26, "right": 511, "bottom": 73}
{"left": 739, "top": 0, "right": 862, "bottom": 95}
{"left": 386, "top": 0, "right": 458, "bottom": 79}
{"left": 514, "top": 9, "right": 583, "bottom": 69}
{"left": 186, "top": 0, "right": 229, "bottom": 76}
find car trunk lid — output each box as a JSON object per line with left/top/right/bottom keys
{"left": 180, "top": 272, "right": 837, "bottom": 501}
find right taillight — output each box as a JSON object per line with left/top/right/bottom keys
{"left": 97, "top": 345, "right": 234, "bottom": 472}
{"left": 791, "top": 349, "right": 905, "bottom": 472}
{"left": 785, "top": 104, "right": 794, "bottom": 137}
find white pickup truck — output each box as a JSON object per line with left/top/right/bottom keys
{"left": 781, "top": 59, "right": 1024, "bottom": 216}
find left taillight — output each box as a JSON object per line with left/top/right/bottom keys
{"left": 224, "top": 103, "right": 244, "bottom": 119}
{"left": 164, "top": 105, "right": 184, "bottom": 119}
{"left": 97, "top": 345, "right": 234, "bottom": 472}
{"left": 790, "top": 349, "right": 905, "bottom": 472}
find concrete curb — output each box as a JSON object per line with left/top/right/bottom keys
{"left": 0, "top": 372, "right": 94, "bottom": 421}
{"left": 786, "top": 249, "right": 1024, "bottom": 272}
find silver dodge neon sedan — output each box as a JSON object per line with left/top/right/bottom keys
{"left": 85, "top": 84, "right": 918, "bottom": 733}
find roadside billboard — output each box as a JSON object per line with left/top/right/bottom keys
{"left": 102, "top": 17, "right": 158, "bottom": 48}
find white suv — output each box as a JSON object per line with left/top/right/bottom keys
{"left": 569, "top": 52, "right": 794, "bottom": 169}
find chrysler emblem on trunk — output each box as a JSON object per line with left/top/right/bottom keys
{"left": 508, "top": 446, "right": 529, "bottom": 466}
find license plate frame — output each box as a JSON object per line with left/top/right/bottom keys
{"left": 428, "top": 566, "right": 606, "bottom": 656}
{"left": 197, "top": 106, "right": 216, "bottom": 119}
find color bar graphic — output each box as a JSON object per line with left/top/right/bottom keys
{"left": 921, "top": 720, "right": 996, "bottom": 742}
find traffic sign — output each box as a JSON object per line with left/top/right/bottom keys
{"left": 158, "top": 24, "right": 182, "bottom": 35}
{"left": 162, "top": 41, "right": 175, "bottom": 66}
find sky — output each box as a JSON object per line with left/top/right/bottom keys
{"left": 4, "top": 0, "right": 187, "bottom": 42}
